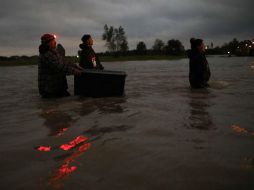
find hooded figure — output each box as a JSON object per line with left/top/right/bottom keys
{"left": 187, "top": 38, "right": 211, "bottom": 88}
{"left": 78, "top": 34, "right": 104, "bottom": 70}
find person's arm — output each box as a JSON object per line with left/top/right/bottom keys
{"left": 199, "top": 54, "right": 210, "bottom": 86}
{"left": 95, "top": 55, "right": 104, "bottom": 70}
{"left": 79, "top": 51, "right": 94, "bottom": 69}
{"left": 206, "top": 58, "right": 211, "bottom": 81}
{"left": 45, "top": 51, "right": 81, "bottom": 75}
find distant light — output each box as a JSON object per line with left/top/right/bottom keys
{"left": 237, "top": 46, "right": 240, "bottom": 49}
{"left": 245, "top": 44, "right": 248, "bottom": 47}
{"left": 228, "top": 51, "right": 230, "bottom": 54}
{"left": 77, "top": 55, "right": 79, "bottom": 58}
{"left": 252, "top": 41, "right": 254, "bottom": 44}
{"left": 54, "top": 35, "right": 57, "bottom": 39}
{"left": 249, "top": 45, "right": 252, "bottom": 48}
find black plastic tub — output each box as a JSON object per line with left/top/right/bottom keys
{"left": 74, "top": 69, "right": 127, "bottom": 97}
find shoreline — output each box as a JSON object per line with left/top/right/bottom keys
{"left": 0, "top": 55, "right": 186, "bottom": 67}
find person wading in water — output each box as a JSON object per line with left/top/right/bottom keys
{"left": 187, "top": 38, "right": 211, "bottom": 88}
{"left": 38, "top": 33, "right": 83, "bottom": 98}
{"left": 78, "top": 34, "right": 104, "bottom": 70}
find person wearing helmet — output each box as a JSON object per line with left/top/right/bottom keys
{"left": 38, "top": 34, "right": 83, "bottom": 98}
{"left": 78, "top": 34, "right": 104, "bottom": 70}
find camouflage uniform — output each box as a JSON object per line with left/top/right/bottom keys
{"left": 38, "top": 50, "right": 77, "bottom": 98}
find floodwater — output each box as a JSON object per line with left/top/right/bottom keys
{"left": 0, "top": 56, "right": 254, "bottom": 190}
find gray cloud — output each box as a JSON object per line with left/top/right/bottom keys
{"left": 0, "top": 0, "right": 253, "bottom": 56}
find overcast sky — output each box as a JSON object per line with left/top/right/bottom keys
{"left": 0, "top": 0, "right": 253, "bottom": 56}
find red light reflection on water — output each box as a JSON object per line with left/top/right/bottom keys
{"left": 37, "top": 146, "right": 51, "bottom": 152}
{"left": 36, "top": 134, "right": 91, "bottom": 185}
{"left": 231, "top": 124, "right": 254, "bottom": 137}
{"left": 56, "top": 128, "right": 68, "bottom": 137}
{"left": 53, "top": 164, "right": 77, "bottom": 180}
{"left": 231, "top": 125, "right": 248, "bottom": 134}
{"left": 60, "top": 135, "right": 88, "bottom": 151}
{"left": 50, "top": 142, "right": 91, "bottom": 182}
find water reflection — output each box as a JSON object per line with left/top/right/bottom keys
{"left": 36, "top": 146, "right": 51, "bottom": 152}
{"left": 186, "top": 89, "right": 214, "bottom": 130}
{"left": 60, "top": 135, "right": 88, "bottom": 151}
{"left": 83, "top": 124, "right": 133, "bottom": 136}
{"left": 36, "top": 97, "right": 128, "bottom": 188}
{"left": 49, "top": 138, "right": 91, "bottom": 186}
{"left": 77, "top": 97, "right": 127, "bottom": 116}
{"left": 39, "top": 102, "right": 77, "bottom": 137}
{"left": 36, "top": 134, "right": 91, "bottom": 187}
{"left": 37, "top": 101, "right": 92, "bottom": 188}
{"left": 231, "top": 124, "right": 254, "bottom": 136}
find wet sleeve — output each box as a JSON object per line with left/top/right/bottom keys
{"left": 45, "top": 52, "right": 75, "bottom": 75}
{"left": 204, "top": 58, "right": 211, "bottom": 82}
{"left": 200, "top": 55, "right": 210, "bottom": 84}
{"left": 96, "top": 55, "right": 104, "bottom": 70}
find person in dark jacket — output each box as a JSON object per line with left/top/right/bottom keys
{"left": 38, "top": 33, "right": 83, "bottom": 98}
{"left": 187, "top": 38, "right": 211, "bottom": 88}
{"left": 78, "top": 34, "right": 104, "bottom": 70}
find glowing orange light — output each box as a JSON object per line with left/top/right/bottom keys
{"left": 231, "top": 125, "right": 248, "bottom": 134}
{"left": 37, "top": 146, "right": 51, "bottom": 152}
{"left": 60, "top": 135, "right": 88, "bottom": 151}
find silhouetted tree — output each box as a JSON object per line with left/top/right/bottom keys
{"left": 136, "top": 41, "right": 147, "bottom": 52}
{"left": 102, "top": 25, "right": 116, "bottom": 51}
{"left": 116, "top": 26, "right": 129, "bottom": 52}
{"left": 152, "top": 39, "right": 165, "bottom": 52}
{"left": 228, "top": 38, "right": 239, "bottom": 54}
{"left": 220, "top": 38, "right": 240, "bottom": 55}
{"left": 102, "top": 25, "right": 128, "bottom": 52}
{"left": 165, "top": 39, "right": 185, "bottom": 55}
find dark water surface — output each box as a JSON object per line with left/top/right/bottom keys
{"left": 0, "top": 56, "right": 254, "bottom": 190}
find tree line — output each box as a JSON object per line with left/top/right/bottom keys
{"left": 0, "top": 25, "right": 253, "bottom": 61}
{"left": 206, "top": 38, "right": 254, "bottom": 56}
{"left": 102, "top": 25, "right": 254, "bottom": 56}
{"left": 102, "top": 24, "right": 185, "bottom": 56}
